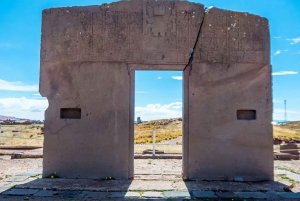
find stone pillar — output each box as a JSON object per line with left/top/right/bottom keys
{"left": 187, "top": 7, "right": 273, "bottom": 181}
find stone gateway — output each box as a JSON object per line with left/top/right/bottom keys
{"left": 40, "top": 0, "right": 272, "bottom": 181}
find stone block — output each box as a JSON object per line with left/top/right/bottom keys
{"left": 8, "top": 176, "right": 29, "bottom": 182}
{"left": 192, "top": 191, "right": 217, "bottom": 198}
{"left": 274, "top": 170, "right": 289, "bottom": 175}
{"left": 56, "top": 190, "right": 80, "bottom": 197}
{"left": 79, "top": 191, "right": 108, "bottom": 198}
{"left": 280, "top": 143, "right": 299, "bottom": 155}
{"left": 16, "top": 171, "right": 41, "bottom": 177}
{"left": 34, "top": 190, "right": 54, "bottom": 197}
{"left": 109, "top": 192, "right": 140, "bottom": 199}
{"left": 278, "top": 192, "right": 300, "bottom": 199}
{"left": 2, "top": 189, "right": 39, "bottom": 195}
{"left": 235, "top": 192, "right": 267, "bottom": 199}
{"left": 215, "top": 191, "right": 236, "bottom": 198}
{"left": 266, "top": 191, "right": 280, "bottom": 199}
{"left": 274, "top": 153, "right": 293, "bottom": 160}
{"left": 142, "top": 191, "right": 164, "bottom": 198}
{"left": 164, "top": 191, "right": 191, "bottom": 199}
{"left": 0, "top": 186, "right": 11, "bottom": 194}
{"left": 40, "top": 0, "right": 272, "bottom": 181}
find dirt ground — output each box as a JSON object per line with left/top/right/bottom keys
{"left": 0, "top": 156, "right": 42, "bottom": 182}
{"left": 1, "top": 156, "right": 300, "bottom": 191}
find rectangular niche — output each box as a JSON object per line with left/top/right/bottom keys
{"left": 237, "top": 110, "right": 256, "bottom": 120}
{"left": 60, "top": 108, "right": 81, "bottom": 119}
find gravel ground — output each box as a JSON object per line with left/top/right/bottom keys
{"left": 1, "top": 156, "right": 300, "bottom": 192}
{"left": 0, "top": 156, "right": 42, "bottom": 182}
{"left": 274, "top": 160, "right": 300, "bottom": 174}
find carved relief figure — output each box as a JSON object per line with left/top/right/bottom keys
{"left": 143, "top": 2, "right": 176, "bottom": 37}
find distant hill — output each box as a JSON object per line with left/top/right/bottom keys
{"left": 0, "top": 115, "right": 17, "bottom": 121}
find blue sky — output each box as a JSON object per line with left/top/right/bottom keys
{"left": 0, "top": 0, "right": 299, "bottom": 121}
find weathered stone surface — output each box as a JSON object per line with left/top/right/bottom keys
{"left": 164, "top": 191, "right": 190, "bottom": 199}
{"left": 56, "top": 190, "right": 80, "bottom": 197}
{"left": 16, "top": 171, "right": 41, "bottom": 177}
{"left": 2, "top": 189, "right": 39, "bottom": 195}
{"left": 13, "top": 178, "right": 291, "bottom": 193}
{"left": 215, "top": 191, "right": 236, "bottom": 198}
{"left": 79, "top": 191, "right": 108, "bottom": 198}
{"left": 278, "top": 192, "right": 300, "bottom": 199}
{"left": 41, "top": 0, "right": 271, "bottom": 180}
{"left": 0, "top": 186, "right": 10, "bottom": 194}
{"left": 193, "top": 7, "right": 270, "bottom": 64}
{"left": 142, "top": 191, "right": 164, "bottom": 198}
{"left": 266, "top": 191, "right": 280, "bottom": 199}
{"left": 8, "top": 176, "right": 29, "bottom": 182}
{"left": 192, "top": 191, "right": 217, "bottom": 198}
{"left": 280, "top": 143, "right": 299, "bottom": 155}
{"left": 235, "top": 192, "right": 267, "bottom": 199}
{"left": 108, "top": 192, "right": 140, "bottom": 198}
{"left": 34, "top": 190, "right": 54, "bottom": 197}
{"left": 186, "top": 63, "right": 272, "bottom": 181}
{"left": 41, "top": 1, "right": 204, "bottom": 65}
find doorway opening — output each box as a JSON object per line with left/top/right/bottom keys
{"left": 134, "top": 70, "right": 183, "bottom": 177}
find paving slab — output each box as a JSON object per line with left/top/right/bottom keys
{"left": 56, "top": 190, "right": 80, "bottom": 197}
{"left": 109, "top": 192, "right": 140, "bottom": 198}
{"left": 0, "top": 186, "right": 11, "bottom": 194}
{"left": 274, "top": 170, "right": 289, "bottom": 175}
{"left": 249, "top": 181, "right": 290, "bottom": 192}
{"left": 16, "top": 171, "right": 41, "bottom": 177}
{"left": 164, "top": 191, "right": 190, "bottom": 199}
{"left": 234, "top": 176, "right": 243, "bottom": 182}
{"left": 15, "top": 179, "right": 174, "bottom": 191}
{"left": 2, "top": 189, "right": 39, "bottom": 195}
{"left": 0, "top": 182, "right": 16, "bottom": 188}
{"left": 286, "top": 172, "right": 300, "bottom": 182}
{"left": 34, "top": 190, "right": 54, "bottom": 197}
{"left": 7, "top": 176, "right": 29, "bottom": 182}
{"left": 78, "top": 191, "right": 108, "bottom": 198}
{"left": 13, "top": 178, "right": 292, "bottom": 192}
{"left": 235, "top": 192, "right": 267, "bottom": 199}
{"left": 215, "top": 191, "right": 237, "bottom": 198}
{"left": 266, "top": 191, "right": 280, "bottom": 199}
{"left": 142, "top": 191, "right": 164, "bottom": 198}
{"left": 192, "top": 191, "right": 217, "bottom": 198}
{"left": 278, "top": 192, "right": 300, "bottom": 199}
{"left": 129, "top": 181, "right": 174, "bottom": 191}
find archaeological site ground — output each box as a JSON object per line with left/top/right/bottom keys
{"left": 1, "top": 0, "right": 300, "bottom": 200}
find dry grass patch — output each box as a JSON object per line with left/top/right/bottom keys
{"left": 273, "top": 121, "right": 300, "bottom": 140}
{"left": 0, "top": 125, "right": 44, "bottom": 146}
{"left": 134, "top": 145, "right": 182, "bottom": 153}
{"left": 134, "top": 118, "right": 182, "bottom": 144}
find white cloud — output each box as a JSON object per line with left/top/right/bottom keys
{"left": 273, "top": 108, "right": 300, "bottom": 121}
{"left": 286, "top": 37, "right": 300, "bottom": 44}
{"left": 33, "top": 93, "right": 41, "bottom": 96}
{"left": 274, "top": 50, "right": 281, "bottom": 56}
{"left": 272, "top": 71, "right": 298, "bottom": 76}
{"left": 284, "top": 49, "right": 288, "bottom": 52}
{"left": 296, "top": 50, "right": 300, "bottom": 54}
{"left": 171, "top": 76, "right": 183, "bottom": 80}
{"left": 273, "top": 99, "right": 283, "bottom": 103}
{"left": 135, "top": 102, "right": 182, "bottom": 121}
{"left": 0, "top": 79, "right": 38, "bottom": 91}
{"left": 274, "top": 36, "right": 281, "bottom": 39}
{"left": 157, "top": 77, "right": 162, "bottom": 79}
{"left": 135, "top": 91, "right": 149, "bottom": 94}
{"left": 0, "top": 97, "right": 48, "bottom": 120}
